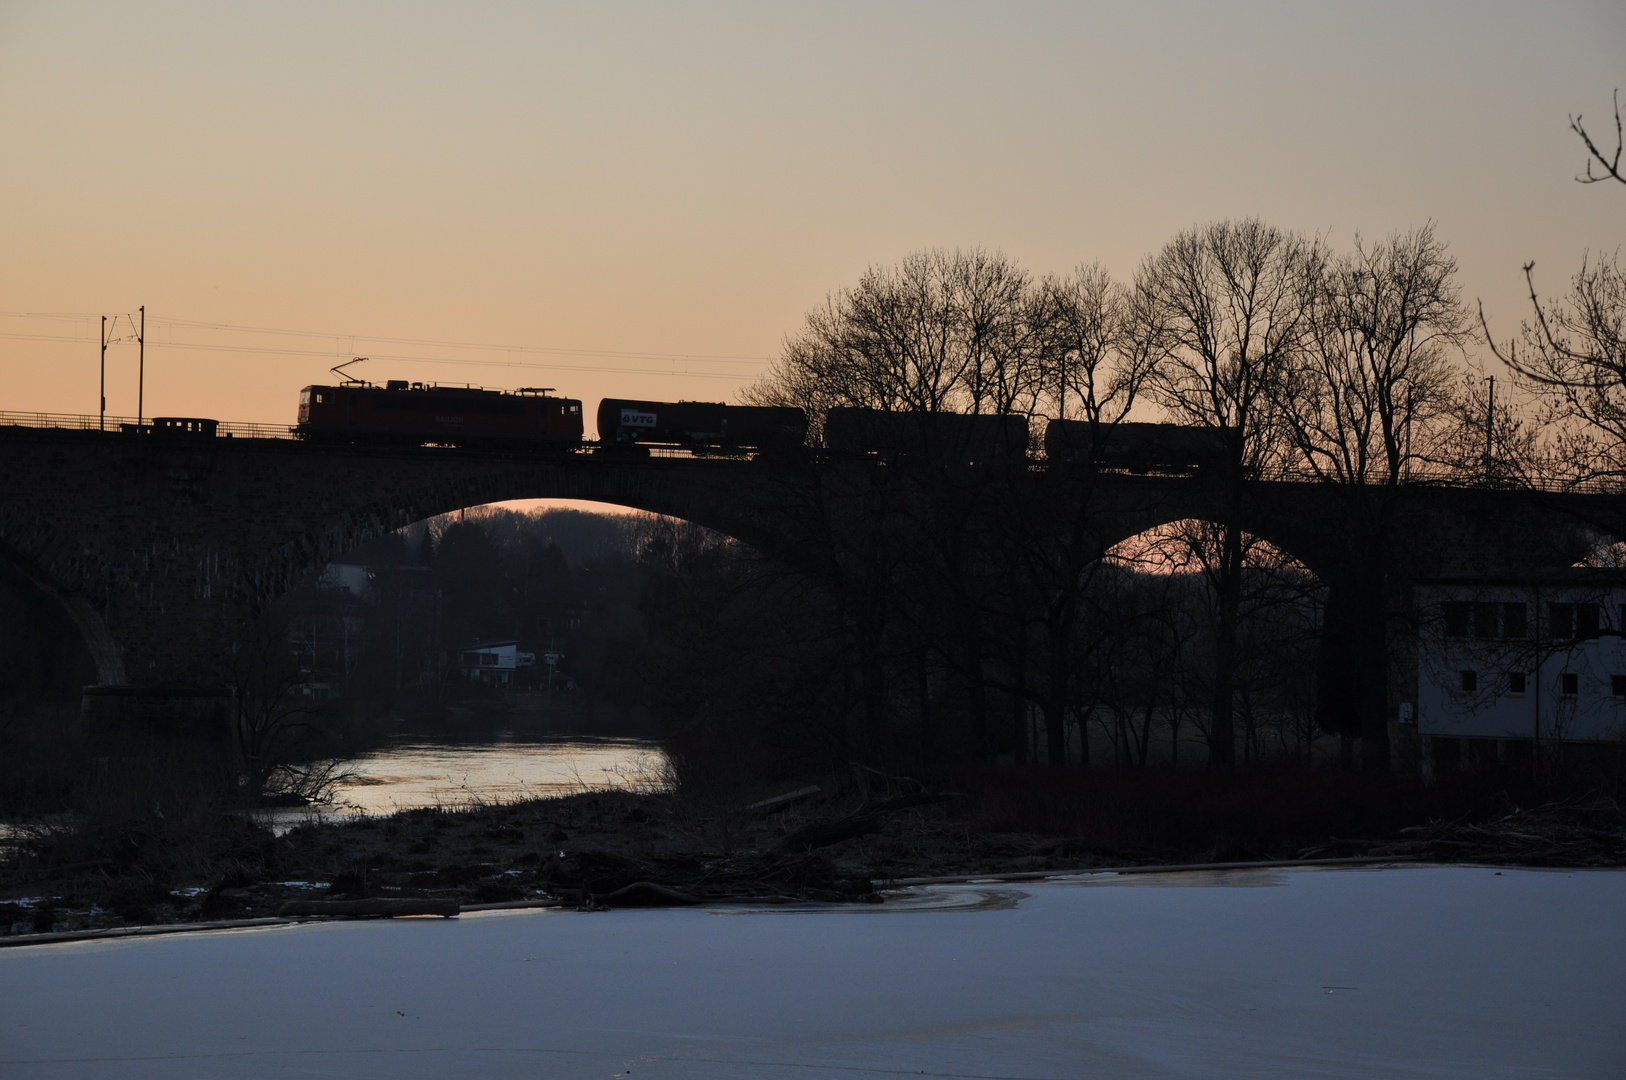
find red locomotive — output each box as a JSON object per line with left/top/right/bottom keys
{"left": 296, "top": 379, "right": 583, "bottom": 448}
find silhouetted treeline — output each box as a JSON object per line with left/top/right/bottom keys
{"left": 281, "top": 508, "right": 655, "bottom": 734}
{"left": 645, "top": 512, "right": 1330, "bottom": 792}
{"left": 735, "top": 226, "right": 1481, "bottom": 778}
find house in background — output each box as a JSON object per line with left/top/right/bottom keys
{"left": 1414, "top": 572, "right": 1626, "bottom": 772}
{"left": 458, "top": 640, "right": 536, "bottom": 688}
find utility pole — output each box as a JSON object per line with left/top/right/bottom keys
{"left": 99, "top": 315, "right": 108, "bottom": 431}
{"left": 137, "top": 306, "right": 145, "bottom": 427}
{"left": 1485, "top": 375, "right": 1495, "bottom": 463}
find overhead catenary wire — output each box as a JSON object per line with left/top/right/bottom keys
{"left": 0, "top": 331, "right": 757, "bottom": 381}
{"left": 0, "top": 311, "right": 775, "bottom": 381}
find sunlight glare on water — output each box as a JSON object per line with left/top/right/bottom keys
{"left": 260, "top": 737, "right": 670, "bottom": 831}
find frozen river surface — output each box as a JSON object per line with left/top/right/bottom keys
{"left": 1, "top": 866, "right": 1621, "bottom": 1079}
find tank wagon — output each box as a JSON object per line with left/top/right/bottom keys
{"left": 296, "top": 381, "right": 583, "bottom": 448}
{"left": 596, "top": 399, "right": 808, "bottom": 453}
{"left": 823, "top": 407, "right": 1030, "bottom": 463}
{"left": 1043, "top": 419, "right": 1232, "bottom": 473}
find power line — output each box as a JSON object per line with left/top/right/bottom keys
{"left": 157, "top": 315, "right": 773, "bottom": 365}
{"left": 0, "top": 331, "right": 767, "bottom": 381}
{"left": 0, "top": 311, "right": 775, "bottom": 366}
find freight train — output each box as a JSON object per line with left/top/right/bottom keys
{"left": 595, "top": 399, "right": 808, "bottom": 453}
{"left": 293, "top": 379, "right": 1219, "bottom": 471}
{"left": 1043, "top": 419, "right": 1233, "bottom": 473}
{"left": 823, "top": 407, "right": 1030, "bottom": 462}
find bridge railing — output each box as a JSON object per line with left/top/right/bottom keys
{"left": 0, "top": 412, "right": 752, "bottom": 456}
{"left": 1027, "top": 459, "right": 1625, "bottom": 495}
{"left": 0, "top": 410, "right": 299, "bottom": 440}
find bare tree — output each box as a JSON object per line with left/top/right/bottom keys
{"left": 228, "top": 610, "right": 335, "bottom": 804}
{"left": 1490, "top": 255, "right": 1626, "bottom": 482}
{"left": 1139, "top": 219, "right": 1313, "bottom": 769}
{"left": 747, "top": 248, "right": 1042, "bottom": 419}
{"left": 996, "top": 263, "right": 1166, "bottom": 765}
{"left": 1572, "top": 89, "right": 1624, "bottom": 187}
{"left": 1034, "top": 262, "right": 1165, "bottom": 428}
{"left": 1485, "top": 90, "right": 1626, "bottom": 484}
{"left": 746, "top": 248, "right": 1044, "bottom": 762}
{"left": 1281, "top": 225, "right": 1468, "bottom": 486}
{"left": 1271, "top": 225, "right": 1470, "bottom": 770}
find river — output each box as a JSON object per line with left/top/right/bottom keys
{"left": 257, "top": 734, "right": 671, "bottom": 832}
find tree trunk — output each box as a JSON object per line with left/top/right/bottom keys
{"left": 1317, "top": 583, "right": 1361, "bottom": 767}
{"left": 916, "top": 646, "right": 932, "bottom": 777}
{"left": 1045, "top": 612, "right": 1070, "bottom": 766}
{"left": 1007, "top": 617, "right": 1028, "bottom": 764}
{"left": 962, "top": 620, "right": 989, "bottom": 761}
{"left": 1208, "top": 519, "right": 1243, "bottom": 770}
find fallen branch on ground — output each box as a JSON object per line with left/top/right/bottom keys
{"left": 775, "top": 792, "right": 953, "bottom": 854}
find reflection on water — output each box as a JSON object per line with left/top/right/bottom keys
{"left": 259, "top": 735, "right": 670, "bottom": 832}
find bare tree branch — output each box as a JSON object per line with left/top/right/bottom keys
{"left": 1572, "top": 89, "right": 1625, "bottom": 186}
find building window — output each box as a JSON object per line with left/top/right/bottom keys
{"left": 1613, "top": 675, "right": 1626, "bottom": 697}
{"left": 1550, "top": 603, "right": 1600, "bottom": 640}
{"left": 1549, "top": 603, "right": 1575, "bottom": 639}
{"left": 1460, "top": 670, "right": 1478, "bottom": 693}
{"left": 1578, "top": 604, "right": 1601, "bottom": 639}
{"left": 1561, "top": 672, "right": 1579, "bottom": 696}
{"left": 1472, "top": 603, "right": 1499, "bottom": 639}
{"left": 1508, "top": 672, "right": 1527, "bottom": 694}
{"left": 1502, "top": 603, "right": 1527, "bottom": 639}
{"left": 1443, "top": 602, "right": 1470, "bottom": 637}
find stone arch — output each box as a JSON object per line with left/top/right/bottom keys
{"left": 1096, "top": 515, "right": 1327, "bottom": 583}
{"left": 0, "top": 532, "right": 127, "bottom": 686}
{"left": 230, "top": 459, "right": 803, "bottom": 627}
{"left": 1086, "top": 500, "right": 1337, "bottom": 583}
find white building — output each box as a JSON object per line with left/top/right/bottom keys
{"left": 458, "top": 640, "right": 537, "bottom": 688}
{"left": 1415, "top": 575, "right": 1626, "bottom": 753}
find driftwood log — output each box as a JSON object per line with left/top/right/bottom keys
{"left": 744, "top": 785, "right": 824, "bottom": 815}
{"left": 775, "top": 792, "right": 952, "bottom": 854}
{"left": 277, "top": 898, "right": 461, "bottom": 918}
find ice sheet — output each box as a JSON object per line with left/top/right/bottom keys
{"left": 1, "top": 866, "right": 1621, "bottom": 1079}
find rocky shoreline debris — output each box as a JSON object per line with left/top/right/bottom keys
{"left": 3, "top": 786, "right": 1621, "bottom": 942}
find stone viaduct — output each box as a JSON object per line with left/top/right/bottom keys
{"left": 1, "top": 423, "right": 1621, "bottom": 758}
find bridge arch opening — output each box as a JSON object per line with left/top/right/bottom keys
{"left": 0, "top": 544, "right": 122, "bottom": 688}
{"left": 0, "top": 556, "right": 105, "bottom": 813}
{"left": 0, "top": 559, "right": 101, "bottom": 704}
{"left": 1074, "top": 518, "right": 1328, "bottom": 769}
{"left": 257, "top": 494, "right": 788, "bottom": 766}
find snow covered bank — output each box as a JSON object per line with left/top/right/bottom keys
{"left": 1, "top": 866, "right": 1621, "bottom": 1078}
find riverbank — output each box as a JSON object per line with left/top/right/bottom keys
{"left": 3, "top": 768, "right": 1622, "bottom": 940}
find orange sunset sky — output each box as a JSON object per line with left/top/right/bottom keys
{"left": 2, "top": 2, "right": 1622, "bottom": 437}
